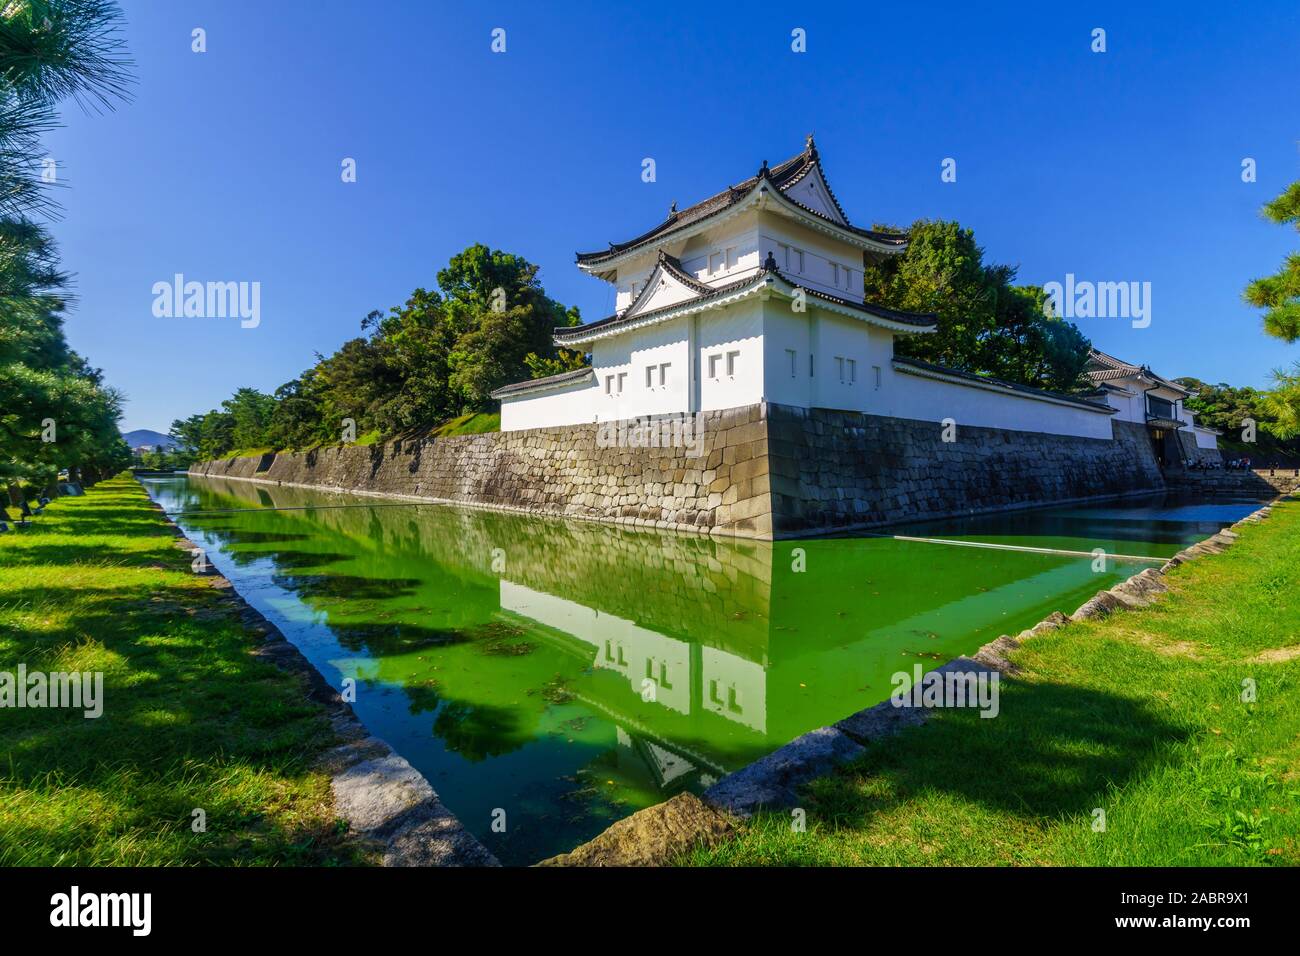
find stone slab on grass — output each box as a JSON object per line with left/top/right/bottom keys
{"left": 332, "top": 755, "right": 436, "bottom": 833}
{"left": 332, "top": 753, "right": 501, "bottom": 867}
{"left": 703, "top": 726, "right": 864, "bottom": 818}
{"left": 537, "top": 793, "right": 734, "bottom": 867}
{"left": 835, "top": 698, "right": 928, "bottom": 743}
{"left": 384, "top": 802, "right": 500, "bottom": 867}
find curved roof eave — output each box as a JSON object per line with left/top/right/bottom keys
{"left": 575, "top": 168, "right": 906, "bottom": 273}
{"left": 553, "top": 270, "right": 936, "bottom": 346}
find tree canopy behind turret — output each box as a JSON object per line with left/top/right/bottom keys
{"left": 863, "top": 220, "right": 1092, "bottom": 394}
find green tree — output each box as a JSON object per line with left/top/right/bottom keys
{"left": 1, "top": 0, "right": 132, "bottom": 497}
{"left": 265, "top": 371, "right": 328, "bottom": 450}
{"left": 1241, "top": 178, "right": 1300, "bottom": 440}
{"left": 220, "top": 387, "right": 276, "bottom": 450}
{"left": 1262, "top": 365, "right": 1300, "bottom": 439}
{"left": 437, "top": 243, "right": 581, "bottom": 409}
{"left": 168, "top": 414, "right": 205, "bottom": 457}
{"left": 1175, "top": 378, "right": 1268, "bottom": 436}
{"left": 1244, "top": 181, "right": 1300, "bottom": 342}
{"left": 863, "top": 219, "right": 1091, "bottom": 393}
{"left": 199, "top": 411, "right": 235, "bottom": 459}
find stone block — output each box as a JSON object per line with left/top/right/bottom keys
{"left": 703, "top": 727, "right": 864, "bottom": 817}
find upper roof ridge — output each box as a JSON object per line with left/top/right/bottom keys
{"left": 575, "top": 140, "right": 904, "bottom": 268}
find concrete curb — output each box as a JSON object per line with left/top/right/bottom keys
{"left": 148, "top": 495, "right": 499, "bottom": 867}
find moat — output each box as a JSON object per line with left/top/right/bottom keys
{"left": 144, "top": 475, "right": 1262, "bottom": 864}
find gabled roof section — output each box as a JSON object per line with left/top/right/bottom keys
{"left": 574, "top": 136, "right": 906, "bottom": 271}
{"left": 554, "top": 256, "right": 936, "bottom": 346}
{"left": 621, "top": 250, "right": 714, "bottom": 318}
{"left": 779, "top": 157, "right": 848, "bottom": 225}
{"left": 1085, "top": 348, "right": 1191, "bottom": 397}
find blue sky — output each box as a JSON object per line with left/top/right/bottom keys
{"left": 44, "top": 0, "right": 1300, "bottom": 431}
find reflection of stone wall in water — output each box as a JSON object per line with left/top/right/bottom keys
{"left": 199, "top": 476, "right": 773, "bottom": 653}
{"left": 193, "top": 401, "right": 1169, "bottom": 539}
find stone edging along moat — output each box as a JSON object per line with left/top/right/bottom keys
{"left": 539, "top": 497, "right": 1283, "bottom": 866}
{"left": 147, "top": 497, "right": 499, "bottom": 867}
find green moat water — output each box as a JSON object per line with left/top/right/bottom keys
{"left": 143, "top": 475, "right": 1261, "bottom": 864}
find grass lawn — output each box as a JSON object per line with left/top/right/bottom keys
{"left": 433, "top": 411, "right": 500, "bottom": 437}
{"left": 688, "top": 499, "right": 1300, "bottom": 866}
{"left": 0, "top": 475, "right": 364, "bottom": 866}
{"left": 209, "top": 413, "right": 500, "bottom": 462}
{"left": 214, "top": 446, "right": 274, "bottom": 460}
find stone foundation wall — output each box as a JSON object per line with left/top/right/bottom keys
{"left": 194, "top": 402, "right": 1172, "bottom": 539}
{"left": 190, "top": 405, "right": 776, "bottom": 537}
{"left": 1163, "top": 468, "right": 1299, "bottom": 497}
{"left": 765, "top": 408, "right": 1165, "bottom": 535}
{"left": 1174, "top": 430, "right": 1222, "bottom": 467}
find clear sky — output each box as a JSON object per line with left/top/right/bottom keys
{"left": 44, "top": 0, "right": 1300, "bottom": 432}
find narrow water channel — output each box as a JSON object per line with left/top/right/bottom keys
{"left": 143, "top": 475, "right": 1262, "bottom": 864}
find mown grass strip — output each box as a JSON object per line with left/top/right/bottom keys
{"left": 0, "top": 475, "right": 365, "bottom": 866}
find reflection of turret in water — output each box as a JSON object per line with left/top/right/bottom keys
{"left": 177, "top": 475, "right": 1136, "bottom": 760}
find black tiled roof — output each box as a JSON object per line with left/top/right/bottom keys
{"left": 795, "top": 283, "right": 936, "bottom": 328}
{"left": 1085, "top": 348, "right": 1190, "bottom": 396}
{"left": 894, "top": 356, "right": 1115, "bottom": 412}
{"left": 554, "top": 271, "right": 767, "bottom": 343}
{"left": 574, "top": 139, "right": 906, "bottom": 266}
{"left": 553, "top": 260, "right": 935, "bottom": 343}
{"left": 617, "top": 249, "right": 714, "bottom": 318}
{"left": 488, "top": 366, "right": 593, "bottom": 399}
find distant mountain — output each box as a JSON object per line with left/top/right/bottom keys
{"left": 122, "top": 429, "right": 178, "bottom": 450}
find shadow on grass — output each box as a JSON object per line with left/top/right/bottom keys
{"left": 809, "top": 679, "right": 1190, "bottom": 827}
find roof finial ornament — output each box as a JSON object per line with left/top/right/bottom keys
{"left": 669, "top": 200, "right": 677, "bottom": 215}
{"left": 763, "top": 250, "right": 778, "bottom": 272}
{"left": 758, "top": 158, "right": 768, "bottom": 177}
{"left": 806, "top": 131, "right": 816, "bottom": 153}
